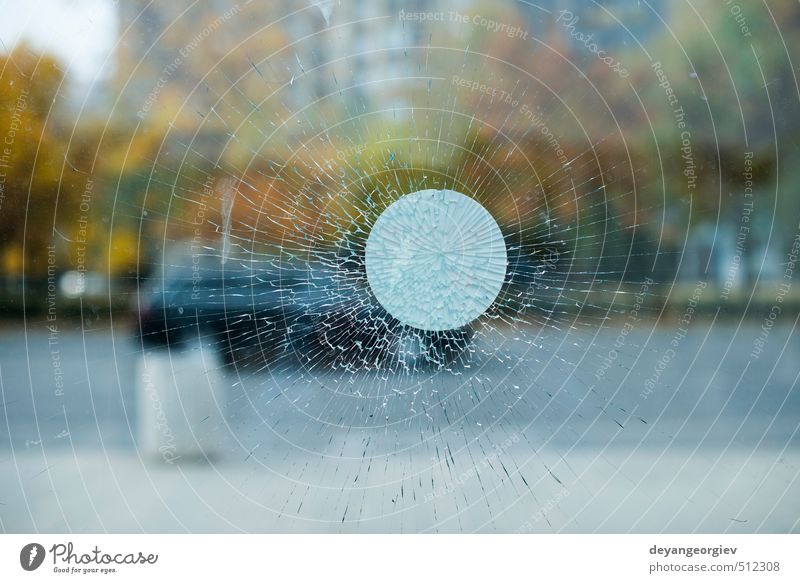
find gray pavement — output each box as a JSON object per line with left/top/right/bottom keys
{"left": 1, "top": 316, "right": 798, "bottom": 532}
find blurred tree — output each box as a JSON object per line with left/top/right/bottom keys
{"left": 0, "top": 46, "right": 68, "bottom": 274}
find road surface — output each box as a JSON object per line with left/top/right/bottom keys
{"left": 1, "top": 316, "right": 798, "bottom": 532}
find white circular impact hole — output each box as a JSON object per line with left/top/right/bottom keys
{"left": 365, "top": 189, "right": 508, "bottom": 332}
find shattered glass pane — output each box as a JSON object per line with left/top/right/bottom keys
{"left": 0, "top": 0, "right": 798, "bottom": 536}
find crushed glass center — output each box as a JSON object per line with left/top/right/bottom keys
{"left": 364, "top": 189, "right": 508, "bottom": 332}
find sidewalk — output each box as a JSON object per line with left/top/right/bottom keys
{"left": 2, "top": 443, "right": 797, "bottom": 533}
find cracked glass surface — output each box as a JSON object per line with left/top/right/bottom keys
{"left": 0, "top": 0, "right": 798, "bottom": 534}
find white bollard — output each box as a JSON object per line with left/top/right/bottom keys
{"left": 136, "top": 341, "right": 226, "bottom": 463}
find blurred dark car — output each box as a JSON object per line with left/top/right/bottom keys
{"left": 135, "top": 249, "right": 317, "bottom": 364}
{"left": 133, "top": 244, "right": 474, "bottom": 369}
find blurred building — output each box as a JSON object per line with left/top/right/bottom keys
{"left": 527, "top": 0, "right": 666, "bottom": 50}
{"left": 112, "top": 0, "right": 441, "bottom": 126}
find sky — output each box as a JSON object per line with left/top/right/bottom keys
{"left": 0, "top": 0, "right": 117, "bottom": 85}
